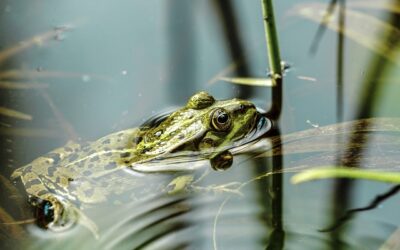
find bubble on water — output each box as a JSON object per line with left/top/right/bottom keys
{"left": 281, "top": 61, "right": 292, "bottom": 72}
{"left": 306, "top": 119, "right": 319, "bottom": 128}
{"left": 82, "top": 75, "right": 91, "bottom": 82}
{"left": 121, "top": 70, "right": 128, "bottom": 75}
{"left": 138, "top": 93, "right": 142, "bottom": 97}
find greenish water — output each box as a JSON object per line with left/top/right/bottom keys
{"left": 1, "top": 0, "right": 400, "bottom": 249}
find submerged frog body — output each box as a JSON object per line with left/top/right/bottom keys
{"left": 11, "top": 91, "right": 268, "bottom": 234}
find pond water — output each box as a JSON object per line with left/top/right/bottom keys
{"left": 1, "top": 0, "right": 400, "bottom": 249}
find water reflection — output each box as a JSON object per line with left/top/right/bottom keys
{"left": 3, "top": 91, "right": 272, "bottom": 249}
{"left": 3, "top": 118, "right": 400, "bottom": 249}
{"left": 1, "top": 0, "right": 400, "bottom": 249}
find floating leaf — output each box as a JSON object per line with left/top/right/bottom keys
{"left": 219, "top": 77, "right": 275, "bottom": 87}
{"left": 291, "top": 3, "right": 400, "bottom": 65}
{"left": 0, "top": 81, "right": 48, "bottom": 89}
{"left": 292, "top": 167, "right": 400, "bottom": 184}
{"left": 0, "top": 107, "right": 32, "bottom": 121}
{"left": 297, "top": 76, "right": 317, "bottom": 82}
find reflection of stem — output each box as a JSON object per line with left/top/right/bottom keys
{"left": 166, "top": 0, "right": 196, "bottom": 103}
{"left": 309, "top": 0, "right": 338, "bottom": 54}
{"left": 213, "top": 154, "right": 295, "bottom": 249}
{"left": 266, "top": 126, "right": 284, "bottom": 250}
{"left": 336, "top": 0, "right": 345, "bottom": 122}
{"left": 266, "top": 77, "right": 282, "bottom": 120}
{"left": 212, "top": 0, "right": 253, "bottom": 98}
{"left": 333, "top": 3, "right": 400, "bottom": 249}
{"left": 212, "top": 164, "right": 311, "bottom": 249}
{"left": 332, "top": 1, "right": 347, "bottom": 248}
{"left": 322, "top": 185, "right": 400, "bottom": 232}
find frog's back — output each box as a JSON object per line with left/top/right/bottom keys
{"left": 11, "top": 128, "right": 140, "bottom": 203}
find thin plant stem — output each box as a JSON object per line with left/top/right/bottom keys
{"left": 261, "top": 0, "right": 282, "bottom": 119}
{"left": 261, "top": 0, "right": 282, "bottom": 79}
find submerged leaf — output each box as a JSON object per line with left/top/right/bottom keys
{"left": 291, "top": 3, "right": 400, "bottom": 65}
{"left": 292, "top": 167, "right": 400, "bottom": 184}
{"left": 0, "top": 207, "right": 26, "bottom": 239}
{"left": 0, "top": 26, "right": 71, "bottom": 64}
{"left": 0, "top": 107, "right": 32, "bottom": 120}
{"left": 0, "top": 81, "right": 48, "bottom": 89}
{"left": 219, "top": 77, "right": 275, "bottom": 87}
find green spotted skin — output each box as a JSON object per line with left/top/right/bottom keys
{"left": 11, "top": 91, "right": 259, "bottom": 225}
{"left": 11, "top": 128, "right": 140, "bottom": 204}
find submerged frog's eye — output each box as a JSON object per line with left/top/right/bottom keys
{"left": 211, "top": 108, "right": 231, "bottom": 131}
{"left": 35, "top": 200, "right": 55, "bottom": 228}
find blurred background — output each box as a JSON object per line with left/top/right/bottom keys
{"left": 1, "top": 0, "right": 400, "bottom": 249}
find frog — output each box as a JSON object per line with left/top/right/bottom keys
{"left": 10, "top": 91, "right": 270, "bottom": 236}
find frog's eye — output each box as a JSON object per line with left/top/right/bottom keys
{"left": 211, "top": 108, "right": 231, "bottom": 131}
{"left": 35, "top": 200, "right": 55, "bottom": 228}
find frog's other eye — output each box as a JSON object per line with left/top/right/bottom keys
{"left": 187, "top": 91, "right": 215, "bottom": 109}
{"left": 211, "top": 108, "right": 231, "bottom": 131}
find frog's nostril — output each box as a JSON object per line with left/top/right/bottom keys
{"left": 237, "top": 102, "right": 255, "bottom": 113}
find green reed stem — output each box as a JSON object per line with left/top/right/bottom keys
{"left": 261, "top": 0, "right": 282, "bottom": 79}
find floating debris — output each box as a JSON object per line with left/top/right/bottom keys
{"left": 219, "top": 77, "right": 275, "bottom": 87}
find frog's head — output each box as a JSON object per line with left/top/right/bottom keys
{"left": 135, "top": 92, "right": 269, "bottom": 170}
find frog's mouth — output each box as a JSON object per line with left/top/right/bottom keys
{"left": 229, "top": 114, "right": 272, "bottom": 151}
{"left": 131, "top": 114, "right": 272, "bottom": 172}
